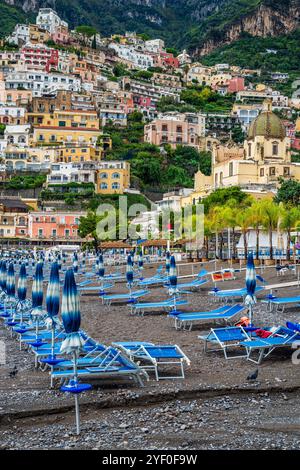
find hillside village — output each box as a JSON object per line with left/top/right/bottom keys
{"left": 0, "top": 7, "right": 299, "bottom": 245}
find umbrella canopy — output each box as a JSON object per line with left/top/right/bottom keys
{"left": 165, "top": 251, "right": 171, "bottom": 274}
{"left": 98, "top": 254, "right": 105, "bottom": 278}
{"left": 73, "top": 252, "right": 78, "bottom": 274}
{"left": 6, "top": 263, "right": 15, "bottom": 298}
{"left": 138, "top": 253, "right": 144, "bottom": 269}
{"left": 126, "top": 255, "right": 134, "bottom": 285}
{"left": 46, "top": 262, "right": 60, "bottom": 320}
{"left": 32, "top": 262, "right": 43, "bottom": 312}
{"left": 17, "top": 263, "right": 27, "bottom": 301}
{"left": 169, "top": 255, "right": 177, "bottom": 290}
{"left": 60, "top": 269, "right": 84, "bottom": 354}
{"left": 245, "top": 253, "right": 256, "bottom": 304}
{"left": 0, "top": 261, "right": 7, "bottom": 293}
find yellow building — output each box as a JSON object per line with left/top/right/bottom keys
{"left": 54, "top": 145, "right": 103, "bottom": 163}
{"left": 96, "top": 161, "right": 130, "bottom": 195}
{"left": 28, "top": 109, "right": 100, "bottom": 129}
{"left": 181, "top": 100, "right": 300, "bottom": 205}
{"left": 29, "top": 24, "right": 50, "bottom": 44}
{"left": 4, "top": 146, "right": 56, "bottom": 171}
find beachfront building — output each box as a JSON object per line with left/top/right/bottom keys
{"left": 181, "top": 100, "right": 300, "bottom": 204}
{"left": 0, "top": 197, "right": 29, "bottom": 239}
{"left": 144, "top": 112, "right": 205, "bottom": 149}
{"left": 28, "top": 211, "right": 84, "bottom": 242}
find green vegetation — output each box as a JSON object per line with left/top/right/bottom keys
{"left": 201, "top": 187, "right": 300, "bottom": 260}
{"left": 104, "top": 112, "right": 211, "bottom": 190}
{"left": 275, "top": 179, "right": 300, "bottom": 206}
{"left": 156, "top": 86, "right": 234, "bottom": 114}
{"left": 3, "top": 174, "right": 46, "bottom": 190}
{"left": 202, "top": 29, "right": 300, "bottom": 74}
{"left": 0, "top": 1, "right": 33, "bottom": 38}
{"left": 75, "top": 25, "right": 98, "bottom": 37}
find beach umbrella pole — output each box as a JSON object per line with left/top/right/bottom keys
{"left": 73, "top": 351, "right": 80, "bottom": 435}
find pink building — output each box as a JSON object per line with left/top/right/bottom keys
{"left": 144, "top": 112, "right": 205, "bottom": 149}
{"left": 51, "top": 25, "right": 70, "bottom": 45}
{"left": 28, "top": 212, "right": 86, "bottom": 241}
{"left": 228, "top": 77, "right": 245, "bottom": 93}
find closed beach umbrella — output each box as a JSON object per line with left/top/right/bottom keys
{"left": 32, "top": 262, "right": 43, "bottom": 314}
{"left": 6, "top": 263, "right": 15, "bottom": 299}
{"left": 138, "top": 253, "right": 143, "bottom": 269}
{"left": 60, "top": 269, "right": 84, "bottom": 355}
{"left": 46, "top": 262, "right": 60, "bottom": 358}
{"left": 60, "top": 268, "right": 87, "bottom": 435}
{"left": 98, "top": 254, "right": 105, "bottom": 278}
{"left": 17, "top": 263, "right": 27, "bottom": 302}
{"left": 245, "top": 253, "right": 256, "bottom": 326}
{"left": 46, "top": 262, "right": 60, "bottom": 323}
{"left": 0, "top": 261, "right": 7, "bottom": 294}
{"left": 73, "top": 252, "right": 78, "bottom": 274}
{"left": 169, "top": 255, "right": 177, "bottom": 292}
{"left": 126, "top": 255, "right": 134, "bottom": 294}
{"left": 165, "top": 251, "right": 171, "bottom": 274}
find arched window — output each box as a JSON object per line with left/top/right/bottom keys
{"left": 100, "top": 183, "right": 108, "bottom": 189}
{"left": 248, "top": 143, "right": 251, "bottom": 157}
{"left": 8, "top": 135, "right": 14, "bottom": 144}
{"left": 112, "top": 172, "right": 120, "bottom": 179}
{"left": 18, "top": 135, "right": 25, "bottom": 143}
{"left": 229, "top": 162, "right": 233, "bottom": 177}
{"left": 100, "top": 172, "right": 108, "bottom": 179}
{"left": 112, "top": 182, "right": 120, "bottom": 189}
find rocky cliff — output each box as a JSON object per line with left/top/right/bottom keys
{"left": 2, "top": 0, "right": 300, "bottom": 54}
{"left": 196, "top": 3, "right": 300, "bottom": 56}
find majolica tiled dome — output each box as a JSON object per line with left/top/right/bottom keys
{"left": 248, "top": 110, "right": 286, "bottom": 140}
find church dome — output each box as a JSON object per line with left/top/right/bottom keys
{"left": 248, "top": 103, "right": 286, "bottom": 140}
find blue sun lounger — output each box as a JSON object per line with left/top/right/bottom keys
{"left": 113, "top": 342, "right": 191, "bottom": 380}
{"left": 51, "top": 347, "right": 147, "bottom": 387}
{"left": 239, "top": 323, "right": 300, "bottom": 364}
{"left": 264, "top": 296, "right": 300, "bottom": 313}
{"left": 78, "top": 283, "right": 114, "bottom": 294}
{"left": 198, "top": 326, "right": 252, "bottom": 359}
{"left": 131, "top": 298, "right": 188, "bottom": 316}
{"left": 102, "top": 289, "right": 150, "bottom": 306}
{"left": 172, "top": 304, "right": 246, "bottom": 331}
{"left": 212, "top": 286, "right": 264, "bottom": 302}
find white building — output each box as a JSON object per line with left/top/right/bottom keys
{"left": 145, "top": 39, "right": 165, "bottom": 53}
{"left": 4, "top": 124, "right": 31, "bottom": 147}
{"left": 47, "top": 162, "right": 96, "bottom": 186}
{"left": 0, "top": 106, "right": 25, "bottom": 124}
{"left": 36, "top": 8, "right": 68, "bottom": 34}
{"left": 109, "top": 44, "right": 154, "bottom": 69}
{"left": 7, "top": 24, "right": 30, "bottom": 46}
{"left": 5, "top": 71, "right": 81, "bottom": 97}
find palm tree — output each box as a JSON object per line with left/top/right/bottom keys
{"left": 222, "top": 203, "right": 238, "bottom": 260}
{"left": 210, "top": 206, "right": 227, "bottom": 259}
{"left": 260, "top": 199, "right": 280, "bottom": 261}
{"left": 236, "top": 209, "right": 252, "bottom": 260}
{"left": 203, "top": 217, "right": 213, "bottom": 260}
{"left": 279, "top": 205, "right": 300, "bottom": 261}
{"left": 248, "top": 200, "right": 265, "bottom": 260}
